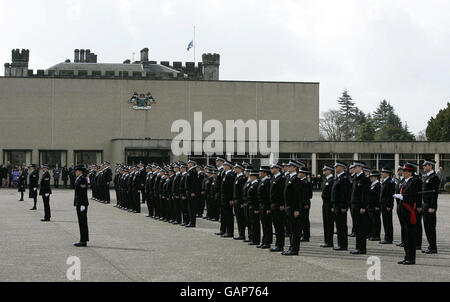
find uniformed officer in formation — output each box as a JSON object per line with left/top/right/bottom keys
{"left": 367, "top": 171, "right": 381, "bottom": 241}
{"left": 394, "top": 163, "right": 421, "bottom": 265}
{"left": 421, "top": 159, "right": 440, "bottom": 254}
{"left": 331, "top": 161, "right": 350, "bottom": 251}
{"left": 320, "top": 164, "right": 335, "bottom": 248}
{"left": 232, "top": 163, "right": 247, "bottom": 240}
{"left": 350, "top": 161, "right": 370, "bottom": 254}
{"left": 379, "top": 168, "right": 395, "bottom": 244}
{"left": 257, "top": 166, "right": 272, "bottom": 249}
{"left": 269, "top": 163, "right": 285, "bottom": 252}
{"left": 91, "top": 162, "right": 112, "bottom": 204}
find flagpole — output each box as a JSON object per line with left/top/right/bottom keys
{"left": 193, "top": 25, "right": 196, "bottom": 64}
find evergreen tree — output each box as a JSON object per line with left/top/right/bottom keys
{"left": 373, "top": 99, "right": 395, "bottom": 130}
{"left": 426, "top": 102, "right": 450, "bottom": 141}
{"left": 357, "top": 116, "right": 375, "bottom": 141}
{"left": 337, "top": 90, "right": 356, "bottom": 140}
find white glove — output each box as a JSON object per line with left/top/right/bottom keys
{"left": 33, "top": 188, "right": 37, "bottom": 191}
{"left": 80, "top": 206, "right": 86, "bottom": 212}
{"left": 45, "top": 193, "right": 49, "bottom": 197}
{"left": 393, "top": 194, "right": 403, "bottom": 201}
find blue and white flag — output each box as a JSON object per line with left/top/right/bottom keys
{"left": 187, "top": 40, "right": 194, "bottom": 51}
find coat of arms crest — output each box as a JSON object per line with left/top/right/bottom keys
{"left": 129, "top": 92, "right": 156, "bottom": 110}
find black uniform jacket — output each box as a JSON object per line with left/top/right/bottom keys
{"left": 39, "top": 171, "right": 52, "bottom": 196}
{"left": 74, "top": 175, "right": 89, "bottom": 207}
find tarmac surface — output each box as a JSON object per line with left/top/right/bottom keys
{"left": 1, "top": 188, "right": 449, "bottom": 282}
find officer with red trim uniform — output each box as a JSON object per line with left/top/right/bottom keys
{"left": 394, "top": 163, "right": 422, "bottom": 265}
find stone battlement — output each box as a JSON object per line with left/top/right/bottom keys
{"left": 4, "top": 47, "right": 221, "bottom": 81}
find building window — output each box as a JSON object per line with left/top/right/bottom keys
{"left": 400, "top": 153, "right": 418, "bottom": 165}
{"left": 3, "top": 150, "right": 32, "bottom": 167}
{"left": 379, "top": 154, "right": 395, "bottom": 170}
{"left": 439, "top": 154, "right": 450, "bottom": 183}
{"left": 125, "top": 149, "right": 169, "bottom": 165}
{"left": 75, "top": 151, "right": 103, "bottom": 165}
{"left": 39, "top": 151, "right": 67, "bottom": 168}
{"left": 359, "top": 153, "right": 377, "bottom": 170}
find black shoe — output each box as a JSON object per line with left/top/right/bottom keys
{"left": 41, "top": 219, "right": 50, "bottom": 222}
{"left": 30, "top": 207, "right": 37, "bottom": 211}
{"left": 243, "top": 239, "right": 251, "bottom": 243}
{"left": 396, "top": 242, "right": 404, "bottom": 247}
{"left": 350, "top": 250, "right": 367, "bottom": 255}
{"left": 403, "top": 260, "right": 415, "bottom": 265}
{"left": 379, "top": 240, "right": 393, "bottom": 245}
{"left": 172, "top": 221, "right": 180, "bottom": 225}
{"left": 370, "top": 237, "right": 381, "bottom": 241}
{"left": 321, "top": 244, "right": 334, "bottom": 248}
{"left": 397, "top": 260, "right": 406, "bottom": 264}
{"left": 74, "top": 242, "right": 87, "bottom": 247}
{"left": 221, "top": 234, "right": 233, "bottom": 238}
{"left": 256, "top": 244, "right": 263, "bottom": 248}
{"left": 348, "top": 233, "right": 356, "bottom": 237}
{"left": 248, "top": 242, "right": 259, "bottom": 246}
{"left": 333, "top": 247, "right": 348, "bottom": 251}
{"left": 19, "top": 199, "right": 24, "bottom": 201}
{"left": 300, "top": 237, "right": 310, "bottom": 242}
{"left": 215, "top": 232, "right": 225, "bottom": 236}
{"left": 423, "top": 249, "right": 438, "bottom": 254}
{"left": 260, "top": 244, "right": 271, "bottom": 249}
{"left": 234, "top": 236, "right": 245, "bottom": 240}
{"left": 185, "top": 224, "right": 196, "bottom": 228}
{"left": 270, "top": 247, "right": 284, "bottom": 252}
{"left": 146, "top": 215, "right": 152, "bottom": 217}
{"left": 282, "top": 250, "right": 299, "bottom": 256}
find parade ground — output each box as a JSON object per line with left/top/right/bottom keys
{"left": 1, "top": 189, "right": 449, "bottom": 282}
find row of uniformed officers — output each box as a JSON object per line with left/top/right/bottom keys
{"left": 108, "top": 156, "right": 440, "bottom": 263}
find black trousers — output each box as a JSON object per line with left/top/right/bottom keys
{"left": 76, "top": 206, "right": 89, "bottom": 243}
{"left": 187, "top": 195, "right": 197, "bottom": 226}
{"left": 272, "top": 208, "right": 285, "bottom": 248}
{"left": 54, "top": 180, "right": 59, "bottom": 188}
{"left": 42, "top": 195, "right": 51, "bottom": 220}
{"left": 396, "top": 203, "right": 406, "bottom": 244}
{"left": 415, "top": 211, "right": 423, "bottom": 249}
{"left": 259, "top": 209, "right": 272, "bottom": 245}
{"left": 300, "top": 207, "right": 310, "bottom": 239}
{"left": 351, "top": 205, "right": 367, "bottom": 251}
{"left": 197, "top": 194, "right": 206, "bottom": 216}
{"left": 368, "top": 207, "right": 381, "bottom": 239}
{"left": 250, "top": 208, "right": 260, "bottom": 245}
{"left": 350, "top": 207, "right": 357, "bottom": 235}
{"left": 154, "top": 195, "right": 160, "bottom": 217}
{"left": 423, "top": 204, "right": 437, "bottom": 250}
{"left": 233, "top": 202, "right": 246, "bottom": 238}
{"left": 243, "top": 205, "right": 253, "bottom": 241}
{"left": 63, "top": 180, "right": 67, "bottom": 187}
{"left": 335, "top": 209, "right": 348, "bottom": 248}
{"left": 381, "top": 206, "right": 393, "bottom": 242}
{"left": 288, "top": 212, "right": 301, "bottom": 252}
{"left": 322, "top": 203, "right": 335, "bottom": 246}
{"left": 221, "top": 202, "right": 234, "bottom": 235}
{"left": 400, "top": 213, "right": 416, "bottom": 262}
{"left": 105, "top": 184, "right": 111, "bottom": 202}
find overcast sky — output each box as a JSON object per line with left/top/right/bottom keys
{"left": 1, "top": 0, "right": 449, "bottom": 134}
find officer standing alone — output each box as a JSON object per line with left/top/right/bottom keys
{"left": 39, "top": 165, "right": 52, "bottom": 222}
{"left": 74, "top": 165, "right": 89, "bottom": 247}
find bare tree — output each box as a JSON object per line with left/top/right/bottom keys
{"left": 416, "top": 129, "right": 427, "bottom": 141}
{"left": 319, "top": 110, "right": 343, "bottom": 141}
